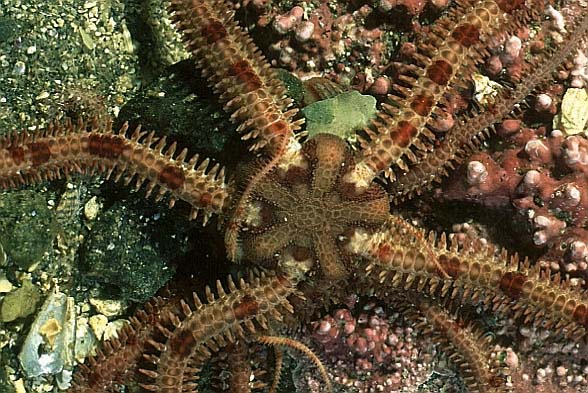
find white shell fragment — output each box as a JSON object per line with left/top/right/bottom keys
{"left": 18, "top": 291, "right": 76, "bottom": 378}
{"left": 472, "top": 73, "right": 501, "bottom": 105}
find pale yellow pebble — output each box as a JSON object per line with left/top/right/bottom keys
{"left": 83, "top": 196, "right": 102, "bottom": 221}
{"left": 89, "top": 314, "right": 108, "bottom": 340}
{"left": 0, "top": 276, "right": 13, "bottom": 293}
{"left": 555, "top": 88, "right": 588, "bottom": 135}
{"left": 14, "top": 378, "right": 26, "bottom": 393}
{"left": 89, "top": 298, "right": 126, "bottom": 317}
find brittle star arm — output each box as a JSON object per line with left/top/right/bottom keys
{"left": 403, "top": 296, "right": 508, "bottom": 392}
{"left": 391, "top": 3, "right": 588, "bottom": 202}
{"left": 137, "top": 273, "right": 296, "bottom": 392}
{"left": 69, "top": 273, "right": 297, "bottom": 392}
{"left": 168, "top": 0, "right": 305, "bottom": 259}
{"left": 348, "top": 215, "right": 588, "bottom": 338}
{"left": 343, "top": 0, "right": 546, "bottom": 193}
{"left": 169, "top": 0, "right": 301, "bottom": 153}
{"left": 0, "top": 119, "right": 228, "bottom": 223}
{"left": 68, "top": 293, "right": 177, "bottom": 392}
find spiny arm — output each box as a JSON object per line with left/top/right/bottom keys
{"left": 69, "top": 273, "right": 296, "bottom": 393}
{"left": 344, "top": 0, "right": 544, "bottom": 193}
{"left": 0, "top": 118, "right": 228, "bottom": 223}
{"left": 349, "top": 215, "right": 588, "bottom": 339}
{"left": 258, "top": 335, "right": 333, "bottom": 393}
{"left": 405, "top": 297, "right": 508, "bottom": 393}
{"left": 167, "top": 0, "right": 306, "bottom": 259}
{"left": 168, "top": 0, "right": 302, "bottom": 153}
{"left": 138, "top": 273, "right": 297, "bottom": 392}
{"left": 68, "top": 295, "right": 179, "bottom": 393}
{"left": 391, "top": 3, "right": 588, "bottom": 202}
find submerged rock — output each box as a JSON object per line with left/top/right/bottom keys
{"left": 0, "top": 280, "right": 41, "bottom": 322}
{"left": 79, "top": 202, "right": 174, "bottom": 302}
{"left": 0, "top": 189, "right": 57, "bottom": 271}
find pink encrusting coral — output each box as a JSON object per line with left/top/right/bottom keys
{"left": 441, "top": 117, "right": 588, "bottom": 280}
{"left": 377, "top": 0, "right": 451, "bottom": 15}
{"left": 239, "top": 0, "right": 451, "bottom": 93}
{"left": 438, "top": 20, "right": 588, "bottom": 278}
{"left": 485, "top": 34, "right": 526, "bottom": 81}
{"left": 309, "top": 302, "right": 435, "bottom": 391}
{"left": 495, "top": 320, "right": 588, "bottom": 392}
{"left": 268, "top": 3, "right": 387, "bottom": 79}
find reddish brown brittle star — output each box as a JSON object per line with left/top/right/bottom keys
{"left": 2, "top": 0, "right": 588, "bottom": 392}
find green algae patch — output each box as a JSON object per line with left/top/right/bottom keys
{"left": 0, "top": 189, "right": 57, "bottom": 271}
{"left": 0, "top": 280, "right": 41, "bottom": 322}
{"left": 274, "top": 68, "right": 305, "bottom": 106}
{"left": 302, "top": 91, "right": 377, "bottom": 140}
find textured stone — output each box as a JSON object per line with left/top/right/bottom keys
{"left": 555, "top": 87, "right": 588, "bottom": 135}
{"left": 0, "top": 280, "right": 41, "bottom": 322}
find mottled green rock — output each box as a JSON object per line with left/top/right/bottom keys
{"left": 0, "top": 280, "right": 41, "bottom": 322}
{"left": 0, "top": 189, "right": 57, "bottom": 271}
{"left": 302, "top": 91, "right": 377, "bottom": 139}
{"left": 116, "top": 60, "right": 242, "bottom": 167}
{"left": 274, "top": 68, "right": 305, "bottom": 106}
{"left": 79, "top": 202, "right": 175, "bottom": 303}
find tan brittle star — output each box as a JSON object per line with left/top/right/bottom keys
{"left": 234, "top": 133, "right": 390, "bottom": 281}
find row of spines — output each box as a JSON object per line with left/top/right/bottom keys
{"left": 403, "top": 296, "right": 509, "bottom": 393}
{"left": 392, "top": 3, "right": 588, "bottom": 202}
{"left": 137, "top": 272, "right": 297, "bottom": 392}
{"left": 68, "top": 295, "right": 176, "bottom": 393}
{"left": 353, "top": 216, "right": 588, "bottom": 340}
{"left": 349, "top": 0, "right": 531, "bottom": 189}
{"left": 166, "top": 0, "right": 309, "bottom": 261}
{"left": 0, "top": 118, "right": 229, "bottom": 224}
{"left": 168, "top": 0, "right": 301, "bottom": 153}
{"left": 69, "top": 272, "right": 296, "bottom": 392}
